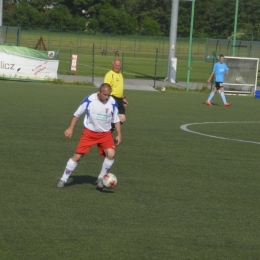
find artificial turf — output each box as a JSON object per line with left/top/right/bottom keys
{"left": 1, "top": 81, "right": 260, "bottom": 259}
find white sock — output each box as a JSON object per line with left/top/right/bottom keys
{"left": 98, "top": 158, "right": 114, "bottom": 179}
{"left": 207, "top": 91, "right": 215, "bottom": 102}
{"left": 60, "top": 158, "right": 78, "bottom": 182}
{"left": 220, "top": 92, "right": 227, "bottom": 104}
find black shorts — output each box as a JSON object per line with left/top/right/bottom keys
{"left": 111, "top": 95, "right": 125, "bottom": 115}
{"left": 215, "top": 82, "right": 224, "bottom": 90}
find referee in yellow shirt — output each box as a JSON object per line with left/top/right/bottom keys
{"left": 104, "top": 59, "right": 129, "bottom": 132}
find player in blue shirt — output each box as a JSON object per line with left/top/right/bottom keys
{"left": 206, "top": 54, "right": 231, "bottom": 106}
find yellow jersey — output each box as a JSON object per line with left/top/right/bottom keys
{"left": 104, "top": 70, "right": 124, "bottom": 98}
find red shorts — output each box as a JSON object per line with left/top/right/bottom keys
{"left": 75, "top": 128, "right": 115, "bottom": 157}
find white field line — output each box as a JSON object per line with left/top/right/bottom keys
{"left": 180, "top": 121, "right": 260, "bottom": 145}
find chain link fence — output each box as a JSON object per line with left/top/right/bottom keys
{"left": 16, "top": 28, "right": 207, "bottom": 81}
{"left": 1, "top": 26, "right": 259, "bottom": 84}
{"left": 205, "top": 38, "right": 260, "bottom": 61}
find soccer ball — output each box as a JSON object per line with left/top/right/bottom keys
{"left": 102, "top": 173, "right": 117, "bottom": 188}
{"left": 161, "top": 87, "right": 166, "bottom": 92}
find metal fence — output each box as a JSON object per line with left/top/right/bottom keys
{"left": 1, "top": 26, "right": 259, "bottom": 84}
{"left": 0, "top": 26, "right": 206, "bottom": 57}
{"left": 0, "top": 26, "right": 21, "bottom": 46}
{"left": 205, "top": 38, "right": 260, "bottom": 61}
{"left": 16, "top": 27, "right": 208, "bottom": 82}
{"left": 2, "top": 26, "right": 260, "bottom": 61}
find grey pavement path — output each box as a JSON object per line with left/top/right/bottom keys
{"left": 58, "top": 74, "right": 206, "bottom": 91}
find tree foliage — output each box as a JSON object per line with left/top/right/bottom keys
{"left": 87, "top": 3, "right": 137, "bottom": 34}
{"left": 8, "top": 0, "right": 43, "bottom": 29}
{"left": 3, "top": 0, "right": 260, "bottom": 39}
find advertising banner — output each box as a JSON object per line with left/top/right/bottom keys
{"left": 0, "top": 46, "right": 59, "bottom": 81}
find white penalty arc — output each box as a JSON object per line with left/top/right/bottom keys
{"left": 180, "top": 121, "right": 260, "bottom": 145}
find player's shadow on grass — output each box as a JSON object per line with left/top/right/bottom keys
{"left": 66, "top": 175, "right": 114, "bottom": 193}
{"left": 126, "top": 70, "right": 165, "bottom": 81}
{"left": 125, "top": 70, "right": 152, "bottom": 79}
{"left": 67, "top": 175, "right": 96, "bottom": 186}
{"left": 203, "top": 102, "right": 221, "bottom": 106}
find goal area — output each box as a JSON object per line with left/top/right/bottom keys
{"left": 222, "top": 56, "right": 259, "bottom": 94}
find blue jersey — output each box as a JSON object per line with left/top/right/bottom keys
{"left": 213, "top": 62, "right": 229, "bottom": 82}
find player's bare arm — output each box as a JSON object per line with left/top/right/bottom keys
{"left": 207, "top": 71, "right": 214, "bottom": 83}
{"left": 122, "top": 96, "right": 129, "bottom": 106}
{"left": 114, "top": 122, "right": 122, "bottom": 146}
{"left": 64, "top": 116, "right": 79, "bottom": 138}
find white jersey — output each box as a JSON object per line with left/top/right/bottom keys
{"left": 74, "top": 93, "right": 120, "bottom": 132}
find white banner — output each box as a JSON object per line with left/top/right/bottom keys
{"left": 0, "top": 46, "right": 59, "bottom": 81}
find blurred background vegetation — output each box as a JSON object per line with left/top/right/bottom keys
{"left": 3, "top": 0, "right": 260, "bottom": 40}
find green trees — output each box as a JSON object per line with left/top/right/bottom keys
{"left": 43, "top": 5, "right": 86, "bottom": 29}
{"left": 6, "top": 0, "right": 42, "bottom": 29}
{"left": 178, "top": 0, "right": 260, "bottom": 40}
{"left": 2, "top": 0, "right": 260, "bottom": 39}
{"left": 87, "top": 3, "right": 137, "bottom": 34}
{"left": 238, "top": 0, "right": 260, "bottom": 40}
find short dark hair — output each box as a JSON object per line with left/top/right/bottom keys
{"left": 219, "top": 54, "right": 224, "bottom": 58}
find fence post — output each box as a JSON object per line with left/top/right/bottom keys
{"left": 79, "top": 29, "right": 82, "bottom": 48}
{"left": 211, "top": 51, "right": 217, "bottom": 91}
{"left": 77, "top": 31, "right": 79, "bottom": 54}
{"left": 154, "top": 48, "right": 158, "bottom": 88}
{"left": 119, "top": 31, "right": 122, "bottom": 50}
{"left": 134, "top": 36, "right": 136, "bottom": 59}
{"left": 69, "top": 49, "right": 71, "bottom": 75}
{"left": 48, "top": 29, "right": 50, "bottom": 50}
{"left": 139, "top": 35, "right": 141, "bottom": 51}
{"left": 162, "top": 37, "right": 165, "bottom": 60}
{"left": 121, "top": 53, "right": 124, "bottom": 74}
{"left": 59, "top": 27, "right": 62, "bottom": 47}
{"left": 106, "top": 33, "right": 108, "bottom": 52}
{"left": 92, "top": 43, "right": 94, "bottom": 84}
{"left": 99, "top": 32, "right": 102, "bottom": 49}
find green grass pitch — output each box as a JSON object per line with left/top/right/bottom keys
{"left": 1, "top": 81, "right": 260, "bottom": 259}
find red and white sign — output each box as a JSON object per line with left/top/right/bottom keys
{"left": 71, "top": 55, "right": 78, "bottom": 71}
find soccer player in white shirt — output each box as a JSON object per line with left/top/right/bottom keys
{"left": 57, "top": 83, "right": 121, "bottom": 190}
